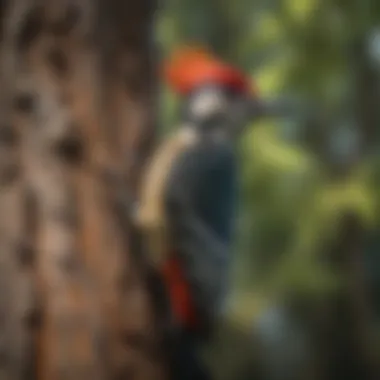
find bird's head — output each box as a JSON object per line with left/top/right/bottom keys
{"left": 163, "top": 46, "right": 274, "bottom": 141}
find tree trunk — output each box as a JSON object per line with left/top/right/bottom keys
{"left": 0, "top": 1, "right": 165, "bottom": 379}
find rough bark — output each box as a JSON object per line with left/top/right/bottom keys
{"left": 0, "top": 1, "right": 164, "bottom": 379}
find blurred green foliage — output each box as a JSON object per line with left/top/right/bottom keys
{"left": 157, "top": 0, "right": 380, "bottom": 323}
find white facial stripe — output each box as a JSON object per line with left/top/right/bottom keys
{"left": 189, "top": 89, "right": 227, "bottom": 119}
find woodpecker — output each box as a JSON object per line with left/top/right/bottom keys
{"left": 133, "top": 46, "right": 294, "bottom": 380}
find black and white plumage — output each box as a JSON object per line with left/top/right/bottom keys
{"left": 135, "top": 79, "right": 299, "bottom": 339}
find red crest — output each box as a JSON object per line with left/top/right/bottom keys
{"left": 163, "top": 46, "right": 255, "bottom": 96}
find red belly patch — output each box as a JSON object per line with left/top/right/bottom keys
{"left": 161, "top": 257, "right": 198, "bottom": 329}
